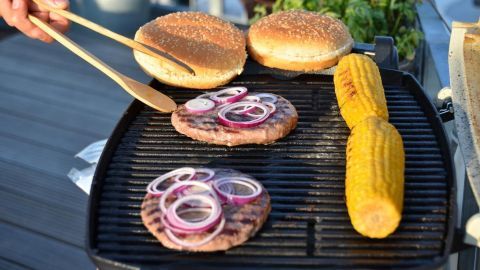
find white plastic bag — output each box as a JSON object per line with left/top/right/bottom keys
{"left": 68, "top": 139, "right": 107, "bottom": 195}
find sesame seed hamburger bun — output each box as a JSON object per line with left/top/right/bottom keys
{"left": 247, "top": 11, "right": 354, "bottom": 72}
{"left": 134, "top": 12, "right": 247, "bottom": 89}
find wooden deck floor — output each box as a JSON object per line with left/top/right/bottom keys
{"left": 0, "top": 28, "right": 150, "bottom": 269}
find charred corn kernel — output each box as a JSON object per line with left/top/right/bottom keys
{"left": 334, "top": 53, "right": 388, "bottom": 129}
{"left": 346, "top": 116, "right": 404, "bottom": 238}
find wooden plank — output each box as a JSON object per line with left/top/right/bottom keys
{"left": 0, "top": 256, "right": 31, "bottom": 270}
{"left": 7, "top": 30, "right": 137, "bottom": 62}
{"left": 0, "top": 187, "right": 86, "bottom": 247}
{"left": 0, "top": 106, "right": 105, "bottom": 141}
{"left": 0, "top": 60, "right": 133, "bottom": 103}
{"left": 0, "top": 32, "right": 140, "bottom": 67}
{"left": 0, "top": 31, "right": 151, "bottom": 269}
{"left": 0, "top": 72, "right": 129, "bottom": 120}
{"left": 0, "top": 35, "right": 148, "bottom": 79}
{"left": 8, "top": 30, "right": 146, "bottom": 71}
{"left": 0, "top": 222, "right": 95, "bottom": 270}
{"left": 0, "top": 159, "right": 88, "bottom": 214}
{"left": 0, "top": 90, "right": 117, "bottom": 138}
{"left": 0, "top": 111, "right": 97, "bottom": 154}
{"left": 0, "top": 132, "right": 84, "bottom": 178}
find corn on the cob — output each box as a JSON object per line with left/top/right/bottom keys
{"left": 334, "top": 54, "right": 388, "bottom": 129}
{"left": 346, "top": 116, "right": 404, "bottom": 238}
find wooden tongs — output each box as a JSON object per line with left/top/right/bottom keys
{"left": 28, "top": 0, "right": 194, "bottom": 112}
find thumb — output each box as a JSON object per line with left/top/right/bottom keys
{"left": 42, "top": 0, "right": 69, "bottom": 9}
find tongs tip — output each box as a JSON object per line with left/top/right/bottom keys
{"left": 141, "top": 43, "right": 196, "bottom": 76}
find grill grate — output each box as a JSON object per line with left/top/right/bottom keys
{"left": 88, "top": 71, "right": 454, "bottom": 270}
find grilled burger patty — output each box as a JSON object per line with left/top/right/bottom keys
{"left": 171, "top": 93, "right": 298, "bottom": 146}
{"left": 141, "top": 168, "right": 271, "bottom": 252}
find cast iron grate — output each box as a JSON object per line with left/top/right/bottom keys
{"left": 88, "top": 71, "right": 453, "bottom": 269}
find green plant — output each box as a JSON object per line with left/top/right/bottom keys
{"left": 250, "top": 0, "right": 423, "bottom": 61}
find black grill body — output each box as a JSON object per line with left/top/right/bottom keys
{"left": 87, "top": 66, "right": 455, "bottom": 270}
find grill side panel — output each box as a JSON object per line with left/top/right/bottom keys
{"left": 88, "top": 72, "right": 453, "bottom": 270}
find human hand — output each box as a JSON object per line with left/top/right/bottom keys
{"left": 0, "top": 0, "right": 69, "bottom": 43}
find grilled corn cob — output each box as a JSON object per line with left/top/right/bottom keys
{"left": 334, "top": 53, "right": 388, "bottom": 129}
{"left": 346, "top": 116, "right": 404, "bottom": 238}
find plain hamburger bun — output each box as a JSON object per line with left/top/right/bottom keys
{"left": 247, "top": 11, "right": 354, "bottom": 71}
{"left": 134, "top": 12, "right": 246, "bottom": 89}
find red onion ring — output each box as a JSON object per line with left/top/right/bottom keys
{"left": 255, "top": 93, "right": 278, "bottom": 104}
{"left": 177, "top": 207, "right": 211, "bottom": 222}
{"left": 176, "top": 168, "right": 216, "bottom": 197}
{"left": 218, "top": 101, "right": 270, "bottom": 128}
{"left": 246, "top": 102, "right": 276, "bottom": 118}
{"left": 193, "top": 168, "right": 215, "bottom": 182}
{"left": 210, "top": 87, "right": 248, "bottom": 104}
{"left": 165, "top": 216, "right": 226, "bottom": 248}
{"left": 189, "top": 183, "right": 235, "bottom": 205}
{"left": 241, "top": 95, "right": 261, "bottom": 103}
{"left": 216, "top": 182, "right": 234, "bottom": 204}
{"left": 215, "top": 103, "right": 230, "bottom": 111}
{"left": 230, "top": 105, "right": 257, "bottom": 115}
{"left": 228, "top": 96, "right": 261, "bottom": 115}
{"left": 159, "top": 181, "right": 218, "bottom": 214}
{"left": 146, "top": 167, "right": 196, "bottom": 196}
{"left": 167, "top": 194, "right": 222, "bottom": 231}
{"left": 195, "top": 93, "right": 212, "bottom": 99}
{"left": 213, "top": 177, "right": 263, "bottom": 205}
{"left": 173, "top": 168, "right": 215, "bottom": 183}
{"left": 161, "top": 208, "right": 211, "bottom": 235}
{"left": 185, "top": 98, "right": 215, "bottom": 114}
{"left": 148, "top": 166, "right": 265, "bottom": 248}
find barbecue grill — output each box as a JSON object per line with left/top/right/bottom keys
{"left": 87, "top": 38, "right": 459, "bottom": 269}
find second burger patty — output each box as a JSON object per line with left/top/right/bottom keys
{"left": 171, "top": 93, "right": 298, "bottom": 146}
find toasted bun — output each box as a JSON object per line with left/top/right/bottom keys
{"left": 247, "top": 11, "right": 354, "bottom": 71}
{"left": 134, "top": 12, "right": 246, "bottom": 89}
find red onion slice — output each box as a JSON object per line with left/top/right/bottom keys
{"left": 146, "top": 167, "right": 196, "bottom": 196}
{"left": 213, "top": 177, "right": 263, "bottom": 205}
{"left": 246, "top": 102, "right": 276, "bottom": 118}
{"left": 216, "top": 182, "right": 234, "bottom": 204}
{"left": 255, "top": 93, "right": 278, "bottom": 104}
{"left": 159, "top": 181, "right": 218, "bottom": 213}
{"left": 167, "top": 194, "right": 222, "bottom": 231}
{"left": 161, "top": 209, "right": 212, "bottom": 235}
{"left": 176, "top": 207, "right": 211, "bottom": 222}
{"left": 174, "top": 168, "right": 215, "bottom": 183}
{"left": 215, "top": 103, "right": 231, "bottom": 111}
{"left": 165, "top": 216, "right": 226, "bottom": 248}
{"left": 210, "top": 87, "right": 248, "bottom": 104}
{"left": 193, "top": 168, "right": 215, "bottom": 182}
{"left": 177, "top": 168, "right": 216, "bottom": 197}
{"left": 227, "top": 96, "right": 261, "bottom": 114}
{"left": 195, "top": 93, "right": 212, "bottom": 99}
{"left": 185, "top": 98, "right": 215, "bottom": 114}
{"left": 229, "top": 105, "right": 257, "bottom": 115}
{"left": 186, "top": 179, "right": 232, "bottom": 205}
{"left": 218, "top": 101, "right": 270, "bottom": 128}
{"left": 241, "top": 95, "right": 261, "bottom": 103}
